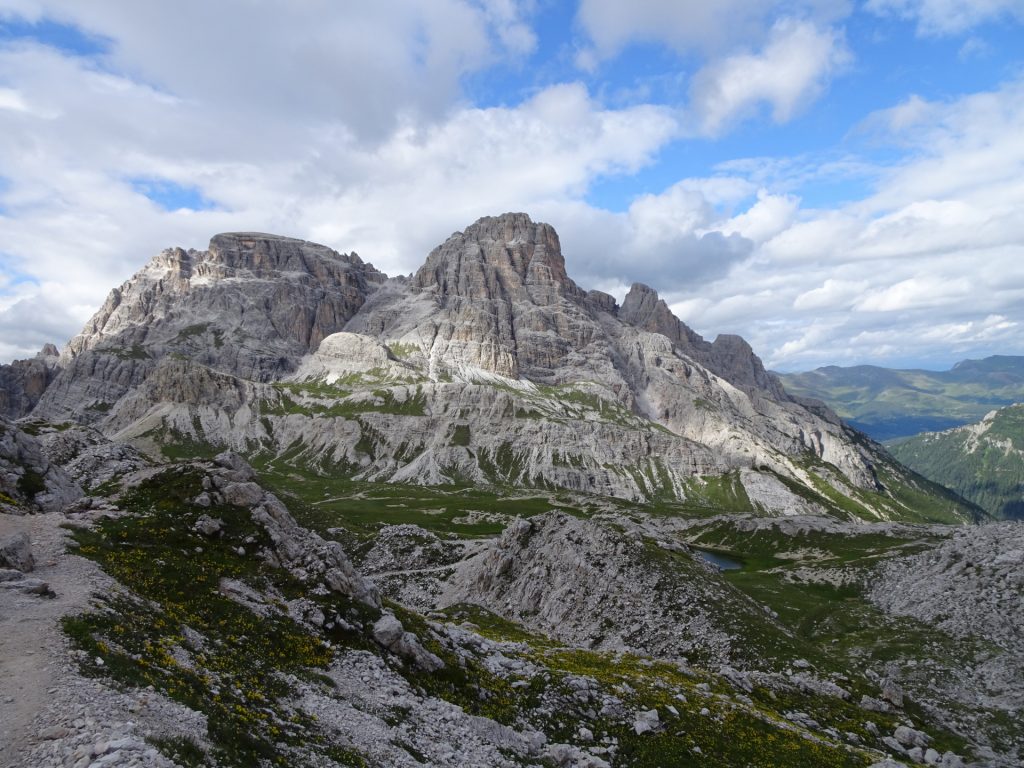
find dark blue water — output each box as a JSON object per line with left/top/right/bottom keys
{"left": 694, "top": 549, "right": 743, "bottom": 571}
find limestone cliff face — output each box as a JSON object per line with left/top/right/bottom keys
{"left": 0, "top": 418, "right": 82, "bottom": 513}
{"left": 619, "top": 283, "right": 786, "bottom": 400}
{"left": 0, "top": 345, "right": 61, "bottom": 419}
{"left": 34, "top": 233, "right": 385, "bottom": 422}
{"left": 7, "top": 213, "right": 964, "bottom": 516}
{"left": 350, "top": 213, "right": 595, "bottom": 379}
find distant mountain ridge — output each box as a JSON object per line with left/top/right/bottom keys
{"left": 777, "top": 356, "right": 1024, "bottom": 441}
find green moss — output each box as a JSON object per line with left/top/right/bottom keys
{"left": 387, "top": 342, "right": 420, "bottom": 359}
{"left": 147, "top": 736, "right": 207, "bottom": 768}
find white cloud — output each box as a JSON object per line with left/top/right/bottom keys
{"left": 0, "top": 87, "right": 30, "bottom": 112}
{"left": 793, "top": 278, "right": 868, "bottom": 310}
{"left": 719, "top": 190, "right": 799, "bottom": 244}
{"left": 688, "top": 20, "right": 850, "bottom": 136}
{"left": 653, "top": 76, "right": 1024, "bottom": 370}
{"left": 575, "top": 0, "right": 850, "bottom": 59}
{"left": 1, "top": 0, "right": 531, "bottom": 139}
{"left": 865, "top": 0, "right": 1024, "bottom": 36}
{"left": 855, "top": 275, "right": 972, "bottom": 312}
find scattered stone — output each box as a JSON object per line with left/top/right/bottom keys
{"left": 893, "top": 725, "right": 930, "bottom": 749}
{"left": 632, "top": 709, "right": 660, "bottom": 735}
{"left": 192, "top": 515, "right": 224, "bottom": 537}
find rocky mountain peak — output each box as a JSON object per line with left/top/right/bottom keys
{"left": 413, "top": 213, "right": 582, "bottom": 304}
{"left": 206, "top": 232, "right": 369, "bottom": 276}
{"left": 619, "top": 282, "right": 785, "bottom": 400}
{"left": 620, "top": 282, "right": 691, "bottom": 343}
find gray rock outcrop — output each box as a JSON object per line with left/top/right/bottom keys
{"left": 0, "top": 345, "right": 61, "bottom": 420}
{"left": 204, "top": 452, "right": 381, "bottom": 609}
{"left": 441, "top": 512, "right": 778, "bottom": 664}
{"left": 0, "top": 418, "right": 82, "bottom": 513}
{"left": 33, "top": 233, "right": 386, "bottom": 424}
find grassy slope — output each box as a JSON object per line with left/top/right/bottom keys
{"left": 680, "top": 519, "right": 1017, "bottom": 755}
{"left": 63, "top": 464, "right": 918, "bottom": 768}
{"left": 890, "top": 404, "right": 1024, "bottom": 519}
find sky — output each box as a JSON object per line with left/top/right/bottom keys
{"left": 0, "top": 1, "right": 1023, "bottom": 371}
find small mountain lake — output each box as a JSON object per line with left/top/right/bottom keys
{"left": 694, "top": 548, "right": 743, "bottom": 571}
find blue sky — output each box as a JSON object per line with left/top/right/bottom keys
{"left": 0, "top": 1, "right": 1023, "bottom": 371}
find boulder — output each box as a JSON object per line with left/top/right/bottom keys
{"left": 371, "top": 613, "right": 444, "bottom": 672}
{"left": 0, "top": 531, "right": 34, "bottom": 572}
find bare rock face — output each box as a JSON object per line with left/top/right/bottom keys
{"left": 0, "top": 418, "right": 82, "bottom": 513}
{"left": 0, "top": 345, "right": 61, "bottom": 419}
{"left": 619, "top": 282, "right": 786, "bottom": 401}
{"left": 204, "top": 451, "right": 381, "bottom": 609}
{"left": 356, "top": 213, "right": 595, "bottom": 379}
{"left": 36, "top": 424, "right": 151, "bottom": 493}
{"left": 870, "top": 522, "right": 1024, "bottom": 652}
{"left": 0, "top": 531, "right": 34, "bottom": 572}
{"left": 292, "top": 332, "right": 408, "bottom": 383}
{"left": 441, "top": 512, "right": 772, "bottom": 664}
{"left": 33, "top": 233, "right": 385, "bottom": 423}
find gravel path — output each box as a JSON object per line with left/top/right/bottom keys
{"left": 0, "top": 512, "right": 200, "bottom": 767}
{"left": 0, "top": 513, "right": 98, "bottom": 764}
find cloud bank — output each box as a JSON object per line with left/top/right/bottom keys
{"left": 0, "top": 1, "right": 1022, "bottom": 372}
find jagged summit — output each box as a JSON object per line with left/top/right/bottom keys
{"left": 620, "top": 282, "right": 784, "bottom": 399}
{"left": 414, "top": 213, "right": 581, "bottom": 302}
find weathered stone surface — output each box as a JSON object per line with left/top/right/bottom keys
{"left": 0, "top": 418, "right": 82, "bottom": 513}
{"left": 440, "top": 511, "right": 780, "bottom": 664}
{"left": 33, "top": 233, "right": 385, "bottom": 423}
{"left": 0, "top": 532, "right": 33, "bottom": 572}
{"left": 223, "top": 459, "right": 382, "bottom": 610}
{"left": 371, "top": 613, "right": 444, "bottom": 671}
{"left": 0, "top": 345, "right": 61, "bottom": 420}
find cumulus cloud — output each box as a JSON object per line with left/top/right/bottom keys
{"left": 0, "top": 4, "right": 683, "bottom": 357}
{"left": 1, "top": 0, "right": 539, "bottom": 140}
{"left": 865, "top": 0, "right": 1024, "bottom": 36}
{"left": 688, "top": 20, "right": 850, "bottom": 136}
{"left": 665, "top": 78, "right": 1024, "bottom": 369}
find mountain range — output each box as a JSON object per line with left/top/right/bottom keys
{"left": 777, "top": 358, "right": 1024, "bottom": 442}
{"left": 2, "top": 214, "right": 976, "bottom": 524}
{"left": 1, "top": 213, "right": 1019, "bottom": 768}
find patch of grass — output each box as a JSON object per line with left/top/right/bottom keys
{"left": 451, "top": 424, "right": 471, "bottom": 447}
{"left": 251, "top": 455, "right": 563, "bottom": 537}
{"left": 109, "top": 344, "right": 151, "bottom": 361}
{"left": 16, "top": 468, "right": 46, "bottom": 499}
{"left": 62, "top": 466, "right": 375, "bottom": 767}
{"left": 387, "top": 342, "right": 420, "bottom": 359}
{"left": 147, "top": 736, "right": 207, "bottom": 768}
